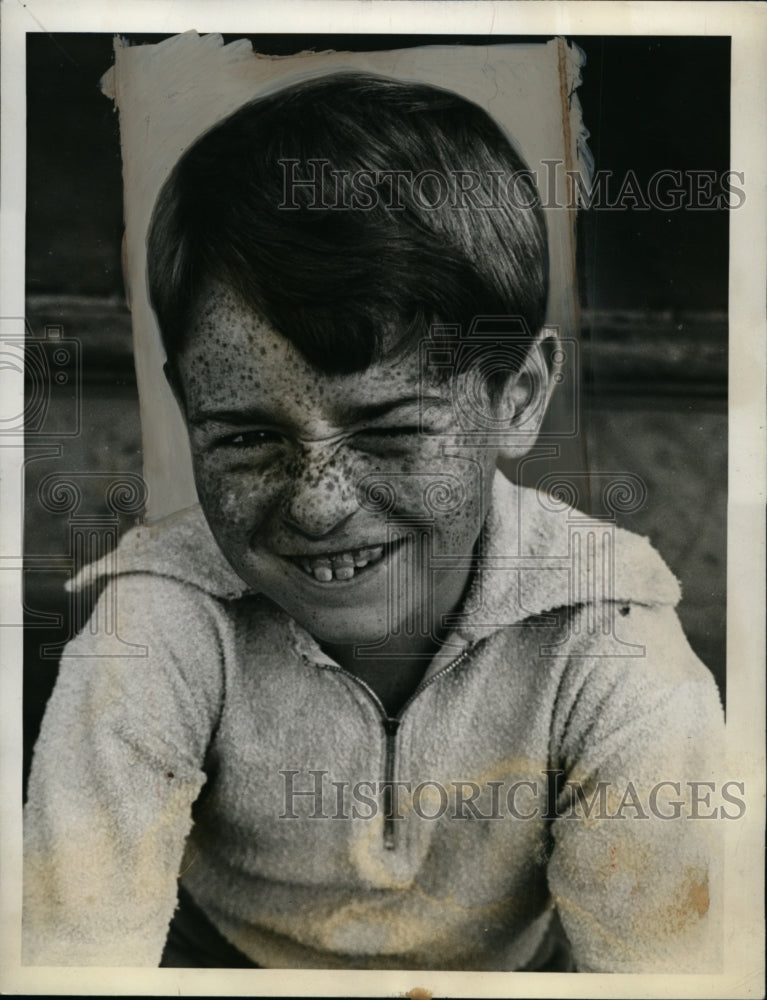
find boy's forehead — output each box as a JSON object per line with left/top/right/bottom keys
{"left": 180, "top": 282, "right": 442, "bottom": 417}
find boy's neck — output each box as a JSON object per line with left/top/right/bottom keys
{"left": 320, "top": 632, "right": 449, "bottom": 718}
{"left": 318, "top": 547, "right": 481, "bottom": 716}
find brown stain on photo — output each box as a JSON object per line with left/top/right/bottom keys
{"left": 655, "top": 866, "right": 710, "bottom": 941}
{"left": 676, "top": 867, "right": 710, "bottom": 921}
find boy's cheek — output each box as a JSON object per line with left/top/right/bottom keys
{"left": 362, "top": 459, "right": 493, "bottom": 549}
{"left": 190, "top": 445, "right": 495, "bottom": 539}
{"left": 408, "top": 448, "right": 495, "bottom": 511}
{"left": 191, "top": 457, "right": 282, "bottom": 528}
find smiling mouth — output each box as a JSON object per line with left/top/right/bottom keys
{"left": 287, "top": 542, "right": 396, "bottom": 583}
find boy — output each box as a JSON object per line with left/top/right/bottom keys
{"left": 23, "top": 71, "right": 723, "bottom": 971}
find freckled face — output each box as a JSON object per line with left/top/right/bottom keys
{"left": 177, "top": 283, "right": 502, "bottom": 646}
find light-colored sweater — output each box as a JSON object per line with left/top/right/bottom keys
{"left": 23, "top": 476, "right": 723, "bottom": 970}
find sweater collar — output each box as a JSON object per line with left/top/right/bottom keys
{"left": 449, "top": 473, "right": 680, "bottom": 643}
{"left": 67, "top": 503, "right": 250, "bottom": 601}
{"left": 69, "top": 474, "right": 681, "bottom": 643}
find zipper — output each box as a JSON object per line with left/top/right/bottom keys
{"left": 381, "top": 717, "right": 400, "bottom": 850}
{"left": 312, "top": 643, "right": 477, "bottom": 850}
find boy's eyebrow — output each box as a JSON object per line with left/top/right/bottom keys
{"left": 190, "top": 407, "right": 278, "bottom": 429}
{"left": 338, "top": 396, "right": 444, "bottom": 423}
{"left": 190, "top": 396, "right": 449, "bottom": 428}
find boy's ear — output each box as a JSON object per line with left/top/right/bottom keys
{"left": 493, "top": 326, "right": 560, "bottom": 461}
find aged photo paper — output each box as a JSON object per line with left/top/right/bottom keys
{"left": 1, "top": 1, "right": 764, "bottom": 997}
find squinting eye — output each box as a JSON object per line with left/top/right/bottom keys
{"left": 363, "top": 426, "right": 422, "bottom": 439}
{"left": 352, "top": 426, "right": 427, "bottom": 453}
{"left": 218, "top": 429, "right": 282, "bottom": 449}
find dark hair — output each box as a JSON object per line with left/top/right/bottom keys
{"left": 147, "top": 71, "right": 549, "bottom": 390}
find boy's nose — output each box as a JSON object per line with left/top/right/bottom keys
{"left": 280, "top": 449, "right": 360, "bottom": 540}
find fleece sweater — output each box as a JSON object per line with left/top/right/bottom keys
{"left": 23, "top": 475, "right": 724, "bottom": 970}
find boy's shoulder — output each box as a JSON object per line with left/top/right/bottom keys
{"left": 455, "top": 475, "right": 682, "bottom": 640}
{"left": 68, "top": 503, "right": 249, "bottom": 600}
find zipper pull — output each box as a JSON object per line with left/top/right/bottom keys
{"left": 383, "top": 717, "right": 400, "bottom": 736}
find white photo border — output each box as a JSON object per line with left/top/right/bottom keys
{"left": 1, "top": 2, "right": 764, "bottom": 997}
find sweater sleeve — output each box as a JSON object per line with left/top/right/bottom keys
{"left": 23, "top": 573, "right": 227, "bottom": 966}
{"left": 546, "top": 602, "right": 725, "bottom": 973}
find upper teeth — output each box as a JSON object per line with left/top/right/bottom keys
{"left": 297, "top": 545, "right": 385, "bottom": 582}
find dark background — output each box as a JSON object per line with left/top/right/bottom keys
{"left": 24, "top": 33, "right": 729, "bottom": 786}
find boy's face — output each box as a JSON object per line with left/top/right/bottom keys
{"left": 176, "top": 283, "right": 510, "bottom": 648}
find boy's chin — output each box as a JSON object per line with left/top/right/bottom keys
{"left": 262, "top": 578, "right": 424, "bottom": 649}
{"left": 237, "top": 543, "right": 466, "bottom": 652}
{"left": 280, "top": 601, "right": 394, "bottom": 649}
